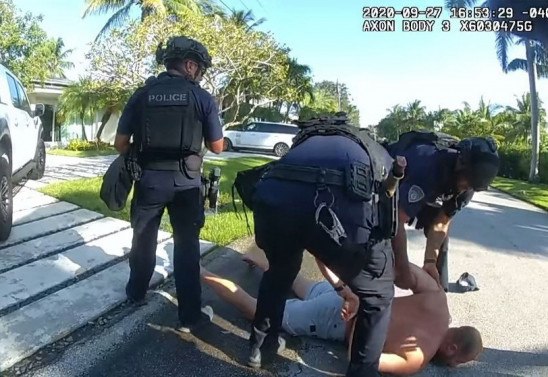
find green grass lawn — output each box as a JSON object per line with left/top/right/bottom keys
{"left": 39, "top": 156, "right": 273, "bottom": 246}
{"left": 48, "top": 148, "right": 118, "bottom": 157}
{"left": 492, "top": 177, "right": 548, "bottom": 211}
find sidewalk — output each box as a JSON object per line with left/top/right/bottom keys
{"left": 0, "top": 156, "right": 216, "bottom": 372}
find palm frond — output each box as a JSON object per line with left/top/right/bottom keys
{"left": 94, "top": 2, "right": 133, "bottom": 41}
{"left": 507, "top": 58, "right": 528, "bottom": 73}
{"left": 83, "top": 0, "right": 129, "bottom": 17}
{"left": 495, "top": 31, "right": 513, "bottom": 72}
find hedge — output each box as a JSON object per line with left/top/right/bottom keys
{"left": 497, "top": 145, "right": 548, "bottom": 183}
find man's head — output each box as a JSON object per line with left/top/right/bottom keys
{"left": 156, "top": 36, "right": 212, "bottom": 82}
{"left": 454, "top": 137, "right": 500, "bottom": 192}
{"left": 435, "top": 326, "right": 483, "bottom": 367}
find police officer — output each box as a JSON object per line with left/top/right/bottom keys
{"left": 113, "top": 36, "right": 224, "bottom": 331}
{"left": 247, "top": 114, "right": 405, "bottom": 377}
{"left": 386, "top": 134, "right": 500, "bottom": 288}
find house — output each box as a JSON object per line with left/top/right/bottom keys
{"left": 27, "top": 78, "right": 119, "bottom": 146}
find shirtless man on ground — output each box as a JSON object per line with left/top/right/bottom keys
{"left": 200, "top": 248, "right": 483, "bottom": 375}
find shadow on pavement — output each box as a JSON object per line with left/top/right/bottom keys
{"left": 439, "top": 190, "right": 548, "bottom": 259}
{"left": 481, "top": 347, "right": 548, "bottom": 368}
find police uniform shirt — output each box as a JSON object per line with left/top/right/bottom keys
{"left": 395, "top": 143, "right": 449, "bottom": 219}
{"left": 117, "top": 72, "right": 223, "bottom": 189}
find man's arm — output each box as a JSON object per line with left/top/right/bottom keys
{"left": 392, "top": 206, "right": 414, "bottom": 290}
{"left": 201, "top": 94, "right": 224, "bottom": 154}
{"left": 423, "top": 211, "right": 451, "bottom": 263}
{"left": 315, "top": 258, "right": 359, "bottom": 321}
{"left": 379, "top": 351, "right": 426, "bottom": 375}
{"left": 114, "top": 89, "right": 142, "bottom": 154}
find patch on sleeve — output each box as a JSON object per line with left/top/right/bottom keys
{"left": 408, "top": 185, "right": 425, "bottom": 203}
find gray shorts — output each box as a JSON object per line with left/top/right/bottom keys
{"left": 282, "top": 281, "right": 346, "bottom": 342}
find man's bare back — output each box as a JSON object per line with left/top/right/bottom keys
{"left": 382, "top": 290, "right": 450, "bottom": 369}
{"left": 345, "top": 263, "right": 481, "bottom": 375}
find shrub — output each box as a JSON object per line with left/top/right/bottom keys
{"left": 497, "top": 145, "right": 548, "bottom": 183}
{"left": 65, "top": 139, "right": 113, "bottom": 151}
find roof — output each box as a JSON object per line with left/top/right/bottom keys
{"left": 31, "top": 78, "right": 73, "bottom": 89}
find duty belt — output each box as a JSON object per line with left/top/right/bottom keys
{"left": 262, "top": 163, "right": 345, "bottom": 187}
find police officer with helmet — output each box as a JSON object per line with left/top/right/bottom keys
{"left": 114, "top": 35, "right": 224, "bottom": 331}
{"left": 246, "top": 113, "right": 407, "bottom": 376}
{"left": 386, "top": 133, "right": 500, "bottom": 288}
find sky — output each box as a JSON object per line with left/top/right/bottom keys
{"left": 14, "top": 0, "right": 548, "bottom": 126}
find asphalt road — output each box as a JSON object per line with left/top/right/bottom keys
{"left": 26, "top": 189, "right": 548, "bottom": 377}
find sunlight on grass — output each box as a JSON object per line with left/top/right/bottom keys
{"left": 492, "top": 177, "right": 548, "bottom": 211}
{"left": 47, "top": 148, "right": 118, "bottom": 157}
{"left": 40, "top": 156, "right": 273, "bottom": 245}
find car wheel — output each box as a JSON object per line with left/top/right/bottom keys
{"left": 273, "top": 143, "right": 289, "bottom": 157}
{"left": 28, "top": 139, "right": 46, "bottom": 180}
{"left": 223, "top": 137, "right": 233, "bottom": 151}
{"left": 0, "top": 156, "right": 13, "bottom": 242}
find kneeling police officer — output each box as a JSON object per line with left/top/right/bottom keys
{"left": 248, "top": 113, "right": 406, "bottom": 376}
{"left": 114, "top": 36, "right": 224, "bottom": 331}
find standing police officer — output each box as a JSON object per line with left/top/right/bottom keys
{"left": 386, "top": 133, "right": 500, "bottom": 288}
{"left": 247, "top": 114, "right": 406, "bottom": 377}
{"left": 114, "top": 36, "right": 224, "bottom": 331}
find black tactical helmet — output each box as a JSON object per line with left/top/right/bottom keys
{"left": 155, "top": 36, "right": 212, "bottom": 69}
{"left": 456, "top": 137, "right": 500, "bottom": 191}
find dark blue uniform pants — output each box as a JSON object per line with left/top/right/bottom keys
{"left": 251, "top": 203, "right": 394, "bottom": 377}
{"left": 126, "top": 171, "right": 205, "bottom": 324}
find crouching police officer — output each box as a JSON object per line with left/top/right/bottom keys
{"left": 247, "top": 113, "right": 406, "bottom": 376}
{"left": 385, "top": 132, "right": 500, "bottom": 289}
{"left": 114, "top": 36, "right": 224, "bottom": 331}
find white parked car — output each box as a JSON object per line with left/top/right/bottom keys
{"left": 223, "top": 121, "right": 299, "bottom": 157}
{"left": 0, "top": 63, "right": 46, "bottom": 241}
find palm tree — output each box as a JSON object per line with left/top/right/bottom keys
{"left": 404, "top": 100, "right": 427, "bottom": 131}
{"left": 46, "top": 38, "right": 74, "bottom": 79}
{"left": 57, "top": 78, "right": 99, "bottom": 141}
{"left": 227, "top": 9, "right": 266, "bottom": 31}
{"left": 83, "top": 0, "right": 206, "bottom": 40}
{"left": 445, "top": 0, "right": 548, "bottom": 181}
{"left": 283, "top": 58, "right": 314, "bottom": 120}
{"left": 504, "top": 93, "right": 547, "bottom": 143}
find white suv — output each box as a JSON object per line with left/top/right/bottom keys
{"left": 223, "top": 121, "right": 299, "bottom": 157}
{"left": 0, "top": 64, "right": 46, "bottom": 241}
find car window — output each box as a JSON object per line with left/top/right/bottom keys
{"left": 286, "top": 126, "right": 299, "bottom": 135}
{"left": 227, "top": 124, "right": 243, "bottom": 131}
{"left": 15, "top": 82, "right": 32, "bottom": 115}
{"left": 255, "top": 123, "right": 275, "bottom": 133}
{"left": 6, "top": 73, "right": 20, "bottom": 108}
{"left": 276, "top": 124, "right": 299, "bottom": 135}
{"left": 245, "top": 123, "right": 258, "bottom": 131}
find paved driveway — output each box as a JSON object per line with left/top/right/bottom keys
{"left": 19, "top": 188, "right": 548, "bottom": 377}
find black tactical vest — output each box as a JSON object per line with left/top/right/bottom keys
{"left": 135, "top": 74, "right": 203, "bottom": 170}
{"left": 291, "top": 123, "right": 399, "bottom": 241}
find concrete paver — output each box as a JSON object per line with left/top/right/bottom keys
{"left": 0, "top": 154, "right": 218, "bottom": 372}
{"left": 0, "top": 217, "right": 129, "bottom": 274}
{"left": 1, "top": 209, "right": 103, "bottom": 248}
{"left": 13, "top": 202, "right": 79, "bottom": 226}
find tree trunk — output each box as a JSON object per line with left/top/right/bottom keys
{"left": 526, "top": 41, "right": 540, "bottom": 182}
{"left": 95, "top": 109, "right": 112, "bottom": 142}
{"left": 80, "top": 112, "right": 88, "bottom": 141}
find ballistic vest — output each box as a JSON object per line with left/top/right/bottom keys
{"left": 136, "top": 74, "right": 203, "bottom": 170}
{"left": 283, "top": 122, "right": 400, "bottom": 242}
